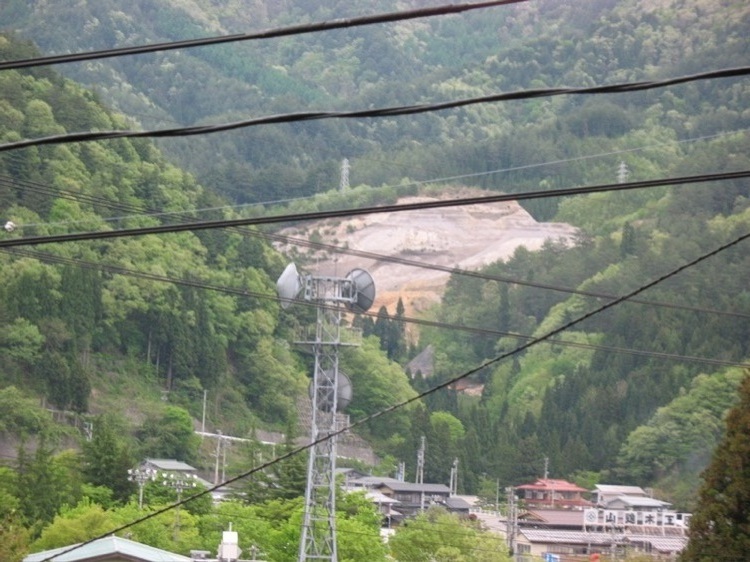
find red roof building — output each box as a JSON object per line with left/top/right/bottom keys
{"left": 515, "top": 478, "right": 592, "bottom": 509}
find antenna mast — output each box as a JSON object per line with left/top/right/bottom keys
{"left": 340, "top": 158, "right": 350, "bottom": 191}
{"left": 277, "top": 264, "right": 375, "bottom": 562}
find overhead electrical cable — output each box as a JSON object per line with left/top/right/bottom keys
{"left": 5, "top": 125, "right": 747, "bottom": 232}
{"left": 5, "top": 247, "right": 747, "bottom": 370}
{"left": 3, "top": 66, "right": 749, "bottom": 153}
{"left": 2, "top": 168, "right": 749, "bottom": 248}
{"left": 263, "top": 231, "right": 750, "bottom": 321}
{"left": 4, "top": 174, "right": 747, "bottom": 324}
{"left": 38, "top": 226, "right": 750, "bottom": 562}
{"left": 0, "top": 0, "right": 528, "bottom": 71}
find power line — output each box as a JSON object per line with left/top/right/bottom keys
{"left": 2, "top": 168, "right": 749, "bottom": 248}
{"left": 6, "top": 170, "right": 744, "bottom": 330}
{"left": 5, "top": 174, "right": 748, "bottom": 321}
{"left": 5, "top": 125, "right": 747, "bottom": 234}
{"left": 37, "top": 225, "right": 750, "bottom": 561}
{"left": 1, "top": 1, "right": 527, "bottom": 72}
{"left": 6, "top": 246, "right": 747, "bottom": 371}
{"left": 4, "top": 131, "right": 750, "bottom": 323}
{"left": 265, "top": 231, "right": 750, "bottom": 322}
{"left": 3, "top": 66, "right": 749, "bottom": 153}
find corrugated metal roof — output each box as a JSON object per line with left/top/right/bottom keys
{"left": 144, "top": 458, "right": 197, "bottom": 471}
{"left": 518, "top": 529, "right": 687, "bottom": 553}
{"left": 626, "top": 535, "right": 688, "bottom": 552}
{"left": 516, "top": 479, "right": 588, "bottom": 492}
{"left": 377, "top": 482, "right": 451, "bottom": 493}
{"left": 23, "top": 536, "right": 193, "bottom": 562}
{"left": 519, "top": 529, "right": 619, "bottom": 546}
{"left": 594, "top": 484, "right": 647, "bottom": 496}
{"left": 348, "top": 475, "right": 402, "bottom": 487}
{"left": 606, "top": 496, "right": 671, "bottom": 508}
{"left": 521, "top": 509, "right": 585, "bottom": 526}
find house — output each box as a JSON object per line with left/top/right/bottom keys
{"left": 140, "top": 458, "right": 199, "bottom": 475}
{"left": 374, "top": 481, "right": 452, "bottom": 517}
{"left": 507, "top": 483, "right": 691, "bottom": 559}
{"left": 583, "top": 485, "right": 687, "bottom": 531}
{"left": 513, "top": 528, "right": 687, "bottom": 559}
{"left": 592, "top": 484, "right": 651, "bottom": 506}
{"left": 344, "top": 475, "right": 402, "bottom": 489}
{"left": 515, "top": 478, "right": 592, "bottom": 509}
{"left": 602, "top": 495, "right": 671, "bottom": 511}
{"left": 346, "top": 487, "right": 404, "bottom": 526}
{"left": 518, "top": 509, "right": 585, "bottom": 531}
{"left": 23, "top": 535, "right": 192, "bottom": 562}
{"left": 406, "top": 344, "right": 434, "bottom": 379}
{"left": 137, "top": 458, "right": 230, "bottom": 503}
{"left": 335, "top": 467, "right": 371, "bottom": 486}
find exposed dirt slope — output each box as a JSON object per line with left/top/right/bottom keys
{"left": 277, "top": 191, "right": 578, "bottom": 316}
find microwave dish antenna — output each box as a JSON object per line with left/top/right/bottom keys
{"left": 309, "top": 371, "right": 352, "bottom": 412}
{"left": 276, "top": 262, "right": 302, "bottom": 309}
{"left": 345, "top": 268, "right": 376, "bottom": 313}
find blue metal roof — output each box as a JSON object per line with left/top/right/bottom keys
{"left": 23, "top": 535, "right": 193, "bottom": 562}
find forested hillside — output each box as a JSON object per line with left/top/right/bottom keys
{"left": 5, "top": 0, "right": 749, "bottom": 211}
{"left": 0, "top": 32, "right": 414, "bottom": 447}
{"left": 1, "top": 0, "right": 750, "bottom": 530}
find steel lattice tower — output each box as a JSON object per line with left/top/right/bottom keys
{"left": 283, "top": 270, "right": 372, "bottom": 562}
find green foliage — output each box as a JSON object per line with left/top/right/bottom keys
{"left": 15, "top": 445, "right": 85, "bottom": 531}
{"left": 111, "top": 501, "right": 202, "bottom": 555}
{"left": 0, "top": 2, "right": 749, "bottom": 541}
{"left": 681, "top": 373, "right": 750, "bottom": 561}
{"left": 340, "top": 337, "right": 416, "bottom": 441}
{"left": 81, "top": 414, "right": 135, "bottom": 503}
{"left": 616, "top": 369, "right": 745, "bottom": 486}
{"left": 388, "top": 507, "right": 510, "bottom": 562}
{"left": 0, "top": 512, "right": 31, "bottom": 562}
{"left": 0, "top": 387, "right": 55, "bottom": 436}
{"left": 0, "top": 318, "right": 43, "bottom": 366}
{"left": 31, "top": 500, "right": 115, "bottom": 552}
{"left": 137, "top": 406, "right": 201, "bottom": 463}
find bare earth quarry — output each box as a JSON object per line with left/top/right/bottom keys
{"left": 277, "top": 190, "right": 578, "bottom": 316}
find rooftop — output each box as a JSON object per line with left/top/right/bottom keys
{"left": 605, "top": 495, "right": 672, "bottom": 508}
{"left": 143, "top": 458, "right": 197, "bottom": 472}
{"left": 377, "top": 481, "right": 452, "bottom": 494}
{"left": 518, "top": 529, "right": 687, "bottom": 553}
{"left": 23, "top": 536, "right": 192, "bottom": 562}
{"left": 516, "top": 478, "right": 588, "bottom": 493}
{"left": 520, "top": 509, "right": 585, "bottom": 526}
{"left": 594, "top": 484, "right": 648, "bottom": 496}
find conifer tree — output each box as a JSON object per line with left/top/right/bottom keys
{"left": 681, "top": 373, "right": 750, "bottom": 561}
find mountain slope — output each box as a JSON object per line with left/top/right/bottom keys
{"left": 276, "top": 191, "right": 577, "bottom": 315}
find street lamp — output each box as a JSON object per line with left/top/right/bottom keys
{"left": 128, "top": 467, "right": 157, "bottom": 509}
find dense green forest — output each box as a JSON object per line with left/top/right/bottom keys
{"left": 1, "top": 0, "right": 750, "bottom": 558}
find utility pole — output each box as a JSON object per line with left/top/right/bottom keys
{"left": 505, "top": 486, "right": 518, "bottom": 556}
{"left": 495, "top": 479, "right": 500, "bottom": 513}
{"left": 162, "top": 472, "right": 197, "bottom": 541}
{"left": 397, "top": 461, "right": 406, "bottom": 482}
{"left": 417, "top": 436, "right": 425, "bottom": 512}
{"left": 449, "top": 458, "right": 458, "bottom": 495}
{"left": 201, "top": 389, "right": 208, "bottom": 434}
